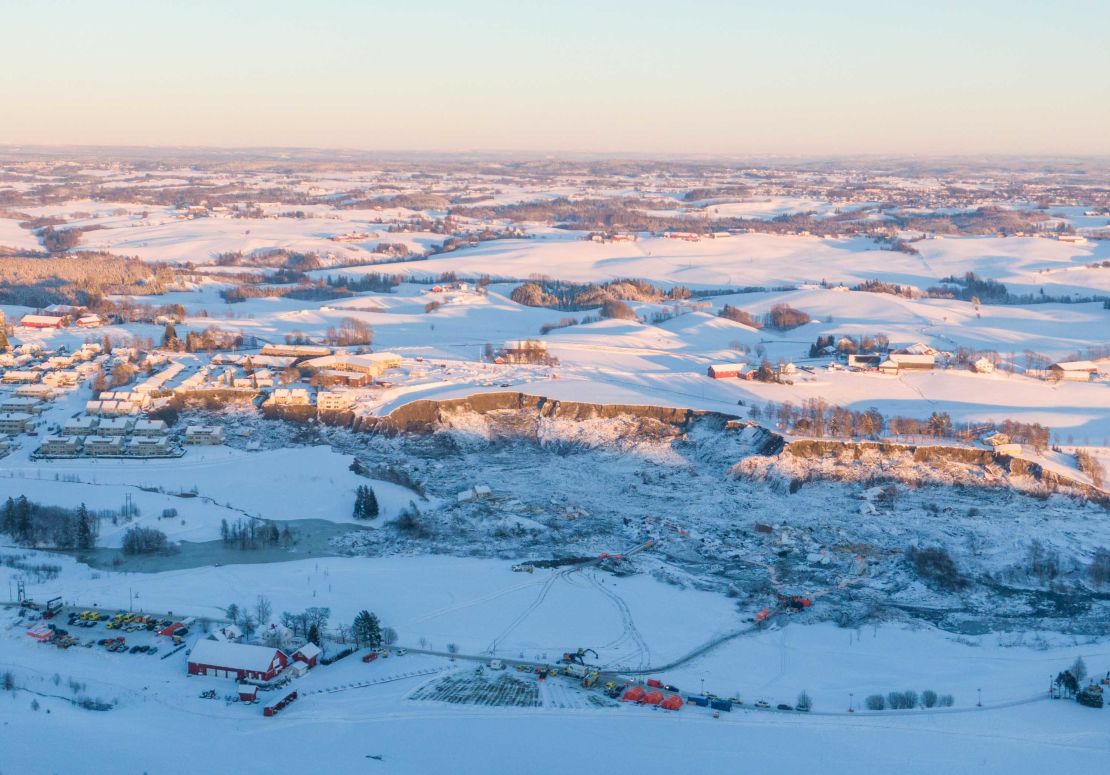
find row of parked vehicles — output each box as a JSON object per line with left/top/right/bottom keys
{"left": 361, "top": 648, "right": 407, "bottom": 663}
{"left": 96, "top": 636, "right": 159, "bottom": 655}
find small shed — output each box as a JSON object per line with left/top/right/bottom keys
{"left": 292, "top": 642, "right": 321, "bottom": 668}
{"left": 238, "top": 683, "right": 259, "bottom": 703}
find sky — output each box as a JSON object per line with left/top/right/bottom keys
{"left": 1, "top": 0, "right": 1108, "bottom": 155}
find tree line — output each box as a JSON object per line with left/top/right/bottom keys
{"left": 751, "top": 398, "right": 1051, "bottom": 450}
{"left": 1, "top": 496, "right": 99, "bottom": 550}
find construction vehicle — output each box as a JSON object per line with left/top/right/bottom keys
{"left": 563, "top": 663, "right": 588, "bottom": 679}
{"left": 581, "top": 671, "right": 600, "bottom": 689}
{"left": 780, "top": 595, "right": 813, "bottom": 611}
{"left": 560, "top": 647, "right": 598, "bottom": 665}
{"left": 42, "top": 597, "right": 63, "bottom": 620}
{"left": 511, "top": 564, "right": 535, "bottom": 573}
{"left": 1076, "top": 683, "right": 1104, "bottom": 709}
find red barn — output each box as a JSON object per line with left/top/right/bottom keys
{"left": 187, "top": 640, "right": 288, "bottom": 682}
{"left": 707, "top": 363, "right": 746, "bottom": 379}
{"left": 20, "top": 314, "right": 65, "bottom": 329}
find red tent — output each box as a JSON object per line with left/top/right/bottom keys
{"left": 622, "top": 686, "right": 646, "bottom": 702}
{"left": 660, "top": 694, "right": 683, "bottom": 711}
{"left": 643, "top": 690, "right": 664, "bottom": 705}
{"left": 159, "top": 622, "right": 184, "bottom": 637}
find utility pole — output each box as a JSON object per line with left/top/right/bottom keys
{"left": 849, "top": 692, "right": 854, "bottom": 712}
{"left": 977, "top": 688, "right": 982, "bottom": 707}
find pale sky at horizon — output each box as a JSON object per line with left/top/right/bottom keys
{"left": 1, "top": 0, "right": 1108, "bottom": 155}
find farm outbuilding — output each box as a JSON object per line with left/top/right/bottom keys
{"left": 1049, "top": 361, "right": 1098, "bottom": 382}
{"left": 291, "top": 642, "right": 321, "bottom": 669}
{"left": 187, "top": 640, "right": 288, "bottom": 682}
{"left": 20, "top": 314, "right": 65, "bottom": 329}
{"left": 707, "top": 363, "right": 746, "bottom": 379}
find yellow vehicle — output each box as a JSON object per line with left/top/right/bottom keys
{"left": 105, "top": 622, "right": 116, "bottom": 629}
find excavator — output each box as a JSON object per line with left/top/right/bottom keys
{"left": 560, "top": 647, "right": 599, "bottom": 665}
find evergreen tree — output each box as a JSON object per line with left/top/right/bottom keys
{"left": 161, "top": 322, "right": 179, "bottom": 350}
{"left": 15, "top": 495, "right": 32, "bottom": 544}
{"left": 353, "top": 610, "right": 383, "bottom": 649}
{"left": 0, "top": 497, "right": 15, "bottom": 535}
{"left": 352, "top": 609, "right": 373, "bottom": 646}
{"left": 353, "top": 486, "right": 365, "bottom": 520}
{"left": 75, "top": 503, "right": 94, "bottom": 550}
{"left": 365, "top": 486, "right": 379, "bottom": 518}
{"left": 307, "top": 622, "right": 320, "bottom": 646}
{"left": 366, "top": 612, "right": 382, "bottom": 649}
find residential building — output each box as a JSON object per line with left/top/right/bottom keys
{"left": 97, "top": 417, "right": 134, "bottom": 436}
{"left": 84, "top": 436, "right": 125, "bottom": 456}
{"left": 185, "top": 425, "right": 225, "bottom": 445}
{"left": 316, "top": 391, "right": 353, "bottom": 412}
{"left": 128, "top": 436, "right": 172, "bottom": 457}
{"left": 0, "top": 412, "right": 34, "bottom": 434}
{"left": 133, "top": 419, "right": 168, "bottom": 436}
{"left": 39, "top": 436, "right": 79, "bottom": 456}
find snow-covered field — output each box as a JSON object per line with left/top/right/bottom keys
{"left": 2, "top": 160, "right": 1110, "bottom": 773}
{"left": 2, "top": 553, "right": 1107, "bottom": 774}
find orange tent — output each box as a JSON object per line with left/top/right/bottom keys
{"left": 660, "top": 694, "right": 683, "bottom": 711}
{"left": 622, "top": 686, "right": 646, "bottom": 702}
{"left": 643, "top": 690, "right": 664, "bottom": 705}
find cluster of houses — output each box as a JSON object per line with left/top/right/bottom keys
{"left": 0, "top": 342, "right": 107, "bottom": 450}
{"left": 37, "top": 417, "right": 176, "bottom": 459}
{"left": 262, "top": 349, "right": 403, "bottom": 414}
{"left": 707, "top": 361, "right": 798, "bottom": 380}
{"left": 420, "top": 280, "right": 483, "bottom": 305}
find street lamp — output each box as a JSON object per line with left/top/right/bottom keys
{"left": 849, "top": 692, "right": 854, "bottom": 712}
